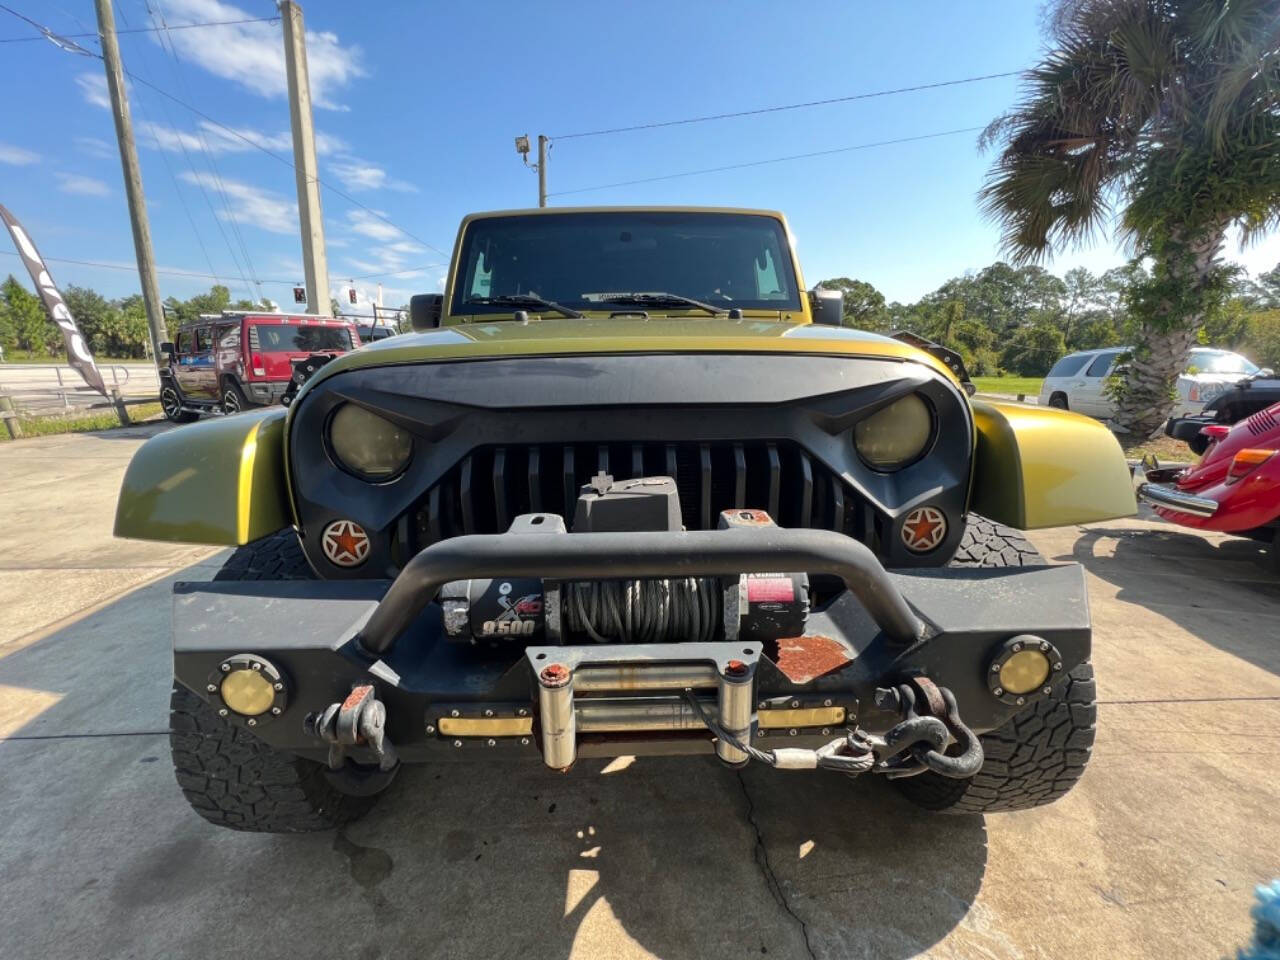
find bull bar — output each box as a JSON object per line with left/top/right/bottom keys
{"left": 172, "top": 523, "right": 1092, "bottom": 773}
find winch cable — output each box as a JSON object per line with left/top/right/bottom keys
{"left": 682, "top": 689, "right": 877, "bottom": 775}
{"left": 566, "top": 577, "right": 719, "bottom": 643}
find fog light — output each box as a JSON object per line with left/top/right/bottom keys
{"left": 221, "top": 669, "right": 275, "bottom": 716}
{"left": 211, "top": 654, "right": 288, "bottom": 721}
{"left": 999, "top": 650, "right": 1050, "bottom": 695}
{"left": 987, "top": 635, "right": 1062, "bottom": 704}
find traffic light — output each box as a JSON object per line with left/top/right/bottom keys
{"left": 293, "top": 286, "right": 306, "bottom": 303}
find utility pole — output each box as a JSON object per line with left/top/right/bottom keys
{"left": 94, "top": 0, "right": 166, "bottom": 369}
{"left": 281, "top": 1, "right": 329, "bottom": 315}
{"left": 515, "top": 135, "right": 549, "bottom": 207}
{"left": 537, "top": 135, "right": 548, "bottom": 207}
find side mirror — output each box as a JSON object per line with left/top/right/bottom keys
{"left": 809, "top": 287, "right": 844, "bottom": 326}
{"left": 160, "top": 341, "right": 175, "bottom": 357}
{"left": 410, "top": 293, "right": 444, "bottom": 331}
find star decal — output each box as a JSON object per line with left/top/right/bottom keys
{"left": 322, "top": 520, "right": 370, "bottom": 567}
{"left": 901, "top": 506, "right": 946, "bottom": 553}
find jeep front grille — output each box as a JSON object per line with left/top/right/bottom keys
{"left": 411, "top": 441, "right": 877, "bottom": 549}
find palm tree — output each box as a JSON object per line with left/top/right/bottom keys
{"left": 981, "top": 0, "right": 1280, "bottom": 436}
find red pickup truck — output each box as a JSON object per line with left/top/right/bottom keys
{"left": 159, "top": 312, "right": 361, "bottom": 421}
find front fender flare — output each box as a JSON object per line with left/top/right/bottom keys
{"left": 114, "top": 408, "right": 292, "bottom": 545}
{"left": 969, "top": 400, "right": 1135, "bottom": 529}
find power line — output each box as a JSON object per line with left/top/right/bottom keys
{"left": 0, "top": 4, "right": 450, "bottom": 261}
{"left": 0, "top": 15, "right": 278, "bottom": 43}
{"left": 548, "top": 126, "right": 985, "bottom": 197}
{"left": 0, "top": 250, "right": 444, "bottom": 284}
{"left": 551, "top": 72, "right": 1021, "bottom": 140}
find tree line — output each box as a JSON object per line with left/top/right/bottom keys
{"left": 820, "top": 260, "right": 1280, "bottom": 379}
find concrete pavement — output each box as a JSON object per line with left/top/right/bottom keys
{"left": 1, "top": 425, "right": 1277, "bottom": 959}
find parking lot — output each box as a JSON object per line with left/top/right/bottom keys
{"left": 1, "top": 423, "right": 1278, "bottom": 960}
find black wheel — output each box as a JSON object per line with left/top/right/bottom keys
{"left": 170, "top": 530, "right": 390, "bottom": 832}
{"left": 221, "top": 379, "right": 252, "bottom": 415}
{"left": 1047, "top": 392, "right": 1069, "bottom": 410}
{"left": 160, "top": 380, "right": 198, "bottom": 423}
{"left": 893, "top": 515, "right": 1097, "bottom": 813}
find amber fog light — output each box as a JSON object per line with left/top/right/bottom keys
{"left": 212, "top": 654, "right": 287, "bottom": 722}
{"left": 987, "top": 635, "right": 1061, "bottom": 705}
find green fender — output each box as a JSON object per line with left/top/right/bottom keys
{"left": 114, "top": 408, "right": 292, "bottom": 545}
{"left": 970, "top": 399, "right": 1136, "bottom": 529}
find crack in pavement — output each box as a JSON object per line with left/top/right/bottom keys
{"left": 1, "top": 731, "right": 166, "bottom": 742}
{"left": 735, "top": 769, "right": 817, "bottom": 960}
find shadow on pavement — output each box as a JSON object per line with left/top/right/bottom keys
{"left": 0, "top": 568, "right": 988, "bottom": 960}
{"left": 1062, "top": 524, "right": 1280, "bottom": 679}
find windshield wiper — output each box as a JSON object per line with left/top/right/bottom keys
{"left": 589, "top": 292, "right": 728, "bottom": 316}
{"left": 465, "top": 294, "right": 584, "bottom": 319}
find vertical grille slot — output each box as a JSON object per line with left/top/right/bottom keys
{"left": 413, "top": 440, "right": 870, "bottom": 550}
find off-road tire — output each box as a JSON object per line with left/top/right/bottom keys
{"left": 214, "top": 528, "right": 313, "bottom": 581}
{"left": 893, "top": 516, "right": 1097, "bottom": 813}
{"left": 170, "top": 529, "right": 381, "bottom": 832}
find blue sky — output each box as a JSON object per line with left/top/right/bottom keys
{"left": 1, "top": 0, "right": 1277, "bottom": 312}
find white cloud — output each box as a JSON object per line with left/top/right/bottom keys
{"left": 178, "top": 171, "right": 297, "bottom": 234}
{"left": 344, "top": 208, "right": 410, "bottom": 243}
{"left": 75, "top": 72, "right": 112, "bottom": 109}
{"left": 56, "top": 173, "right": 111, "bottom": 197}
{"left": 74, "top": 137, "right": 115, "bottom": 160}
{"left": 153, "top": 0, "right": 366, "bottom": 110}
{"left": 139, "top": 120, "right": 344, "bottom": 159}
{"left": 0, "top": 143, "right": 39, "bottom": 165}
{"left": 327, "top": 157, "right": 418, "bottom": 193}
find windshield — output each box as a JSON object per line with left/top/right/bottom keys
{"left": 252, "top": 324, "right": 353, "bottom": 352}
{"left": 1187, "top": 350, "right": 1259, "bottom": 375}
{"left": 451, "top": 212, "right": 802, "bottom": 317}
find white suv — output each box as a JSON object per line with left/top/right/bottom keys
{"left": 1038, "top": 347, "right": 1260, "bottom": 420}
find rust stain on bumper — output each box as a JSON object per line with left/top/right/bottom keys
{"left": 774, "top": 634, "right": 851, "bottom": 684}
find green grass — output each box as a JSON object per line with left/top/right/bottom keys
{"left": 971, "top": 376, "right": 1044, "bottom": 396}
{"left": 1, "top": 403, "right": 163, "bottom": 441}
{"left": 0, "top": 354, "right": 144, "bottom": 365}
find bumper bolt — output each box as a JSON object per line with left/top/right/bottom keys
{"left": 993, "top": 687, "right": 1004, "bottom": 697}
{"left": 540, "top": 663, "right": 571, "bottom": 687}
{"left": 220, "top": 663, "right": 230, "bottom": 672}
{"left": 788, "top": 728, "right": 798, "bottom": 737}
{"left": 823, "top": 698, "right": 832, "bottom": 707}
{"left": 270, "top": 707, "right": 281, "bottom": 716}
{"left": 520, "top": 737, "right": 530, "bottom": 746}
{"left": 1015, "top": 696, "right": 1025, "bottom": 706}
{"left": 724, "top": 659, "right": 749, "bottom": 678}
{"left": 758, "top": 701, "right": 767, "bottom": 710}
{"left": 273, "top": 682, "right": 283, "bottom": 692}
{"left": 205, "top": 684, "right": 216, "bottom": 693}
{"left": 217, "top": 708, "right": 228, "bottom": 717}
{"left": 1012, "top": 641, "right": 1023, "bottom": 652}
{"left": 821, "top": 728, "right": 831, "bottom": 736}
{"left": 991, "top": 663, "right": 1001, "bottom": 673}
{"left": 484, "top": 709, "right": 494, "bottom": 717}
{"left": 1040, "top": 641, "right": 1051, "bottom": 652}
{"left": 251, "top": 662, "right": 262, "bottom": 671}
{"left": 425, "top": 724, "right": 436, "bottom": 734}
{"left": 790, "top": 699, "right": 800, "bottom": 709}
{"left": 246, "top": 718, "right": 257, "bottom": 727}
{"left": 453, "top": 740, "right": 462, "bottom": 748}
{"left": 517, "top": 708, "right": 528, "bottom": 717}
{"left": 1052, "top": 662, "right": 1063, "bottom": 671}
{"left": 487, "top": 739, "right": 496, "bottom": 747}
{"left": 450, "top": 709, "right": 460, "bottom": 718}
{"left": 1042, "top": 686, "right": 1052, "bottom": 696}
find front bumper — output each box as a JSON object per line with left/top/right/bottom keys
{"left": 173, "top": 525, "right": 1090, "bottom": 768}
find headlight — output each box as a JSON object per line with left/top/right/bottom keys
{"left": 854, "top": 393, "right": 933, "bottom": 470}
{"left": 328, "top": 403, "right": 412, "bottom": 479}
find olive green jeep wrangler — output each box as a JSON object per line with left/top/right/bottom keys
{"left": 115, "top": 207, "right": 1134, "bottom": 833}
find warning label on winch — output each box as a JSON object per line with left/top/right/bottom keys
{"left": 745, "top": 574, "right": 795, "bottom": 605}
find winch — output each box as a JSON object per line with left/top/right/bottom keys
{"left": 439, "top": 474, "right": 810, "bottom": 646}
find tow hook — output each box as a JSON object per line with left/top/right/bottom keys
{"left": 305, "top": 684, "right": 399, "bottom": 772}
{"left": 861, "top": 677, "right": 984, "bottom": 780}
{"left": 683, "top": 674, "right": 983, "bottom": 780}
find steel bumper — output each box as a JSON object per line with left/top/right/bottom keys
{"left": 1133, "top": 462, "right": 1218, "bottom": 518}
{"left": 172, "top": 527, "right": 1092, "bottom": 767}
